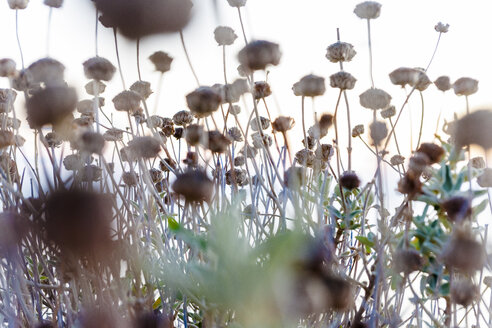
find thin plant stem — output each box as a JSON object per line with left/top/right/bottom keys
{"left": 15, "top": 10, "right": 25, "bottom": 69}
{"left": 415, "top": 91, "right": 425, "bottom": 150}
{"left": 366, "top": 19, "right": 375, "bottom": 88}
{"left": 46, "top": 7, "right": 53, "bottom": 57}
{"left": 237, "top": 7, "right": 248, "bottom": 45}
{"left": 179, "top": 30, "right": 200, "bottom": 86}
{"left": 136, "top": 38, "right": 142, "bottom": 81}
{"left": 95, "top": 8, "right": 99, "bottom": 56}
{"left": 113, "top": 28, "right": 127, "bottom": 90}
{"left": 425, "top": 32, "right": 442, "bottom": 72}
{"left": 301, "top": 96, "right": 308, "bottom": 149}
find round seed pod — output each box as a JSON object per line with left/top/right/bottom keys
{"left": 186, "top": 87, "right": 222, "bottom": 118}
{"left": 354, "top": 1, "right": 382, "bottom": 19}
{"left": 329, "top": 71, "right": 357, "bottom": 90}
{"left": 44, "top": 0, "right": 63, "bottom": 8}
{"left": 78, "top": 132, "right": 106, "bottom": 154}
{"left": 122, "top": 171, "right": 139, "bottom": 186}
{"left": 251, "top": 132, "right": 272, "bottom": 149}
{"left": 451, "top": 279, "right": 478, "bottom": 307}
{"left": 380, "top": 105, "right": 396, "bottom": 119}
{"left": 238, "top": 40, "right": 281, "bottom": 71}
{"left": 389, "top": 67, "right": 419, "bottom": 87}
{"left": 227, "top": 126, "right": 243, "bottom": 142}
{"left": 84, "top": 80, "right": 106, "bottom": 95}
{"left": 27, "top": 58, "right": 65, "bottom": 86}
{"left": 214, "top": 26, "right": 237, "bottom": 46}
{"left": 63, "top": 154, "right": 84, "bottom": 171}
{"left": 149, "top": 168, "right": 163, "bottom": 183}
{"left": 441, "top": 196, "right": 471, "bottom": 223}
{"left": 83, "top": 57, "right": 116, "bottom": 81}
{"left": 369, "top": 120, "right": 388, "bottom": 146}
{"left": 112, "top": 90, "right": 141, "bottom": 112}
{"left": 184, "top": 124, "right": 204, "bottom": 146}
{"left": 434, "top": 76, "right": 451, "bottom": 92}
{"left": 360, "top": 88, "right": 392, "bottom": 110}
{"left": 172, "top": 170, "right": 213, "bottom": 202}
{"left": 393, "top": 248, "right": 424, "bottom": 274}
{"left": 397, "top": 171, "right": 422, "bottom": 197}
{"left": 351, "top": 124, "right": 364, "bottom": 138}
{"left": 78, "top": 165, "right": 102, "bottom": 182}
{"left": 130, "top": 80, "right": 153, "bottom": 99}
{"left": 0, "top": 59, "right": 16, "bottom": 77}
{"left": 478, "top": 168, "right": 492, "bottom": 188}
{"left": 250, "top": 116, "right": 270, "bottom": 131}
{"left": 340, "top": 171, "right": 361, "bottom": 190}
{"left": 453, "top": 77, "right": 478, "bottom": 96}
{"left": 183, "top": 151, "right": 198, "bottom": 167}
{"left": 315, "top": 144, "right": 334, "bottom": 162}
{"left": 173, "top": 127, "right": 184, "bottom": 139}
{"left": 410, "top": 69, "right": 432, "bottom": 91}
{"left": 435, "top": 22, "right": 450, "bottom": 33}
{"left": 225, "top": 168, "right": 249, "bottom": 186}
{"left": 272, "top": 116, "right": 295, "bottom": 133}
{"left": 253, "top": 81, "right": 272, "bottom": 99}
{"left": 26, "top": 86, "right": 77, "bottom": 129}
{"left": 149, "top": 51, "right": 173, "bottom": 73}
{"left": 284, "top": 166, "right": 305, "bottom": 188}
{"left": 390, "top": 155, "right": 405, "bottom": 166}
{"left": 0, "top": 131, "right": 15, "bottom": 149}
{"left": 453, "top": 109, "right": 492, "bottom": 150}
{"left": 234, "top": 155, "right": 245, "bottom": 167}
{"left": 470, "top": 156, "right": 486, "bottom": 169}
{"left": 206, "top": 131, "right": 231, "bottom": 153}
{"left": 408, "top": 152, "right": 430, "bottom": 174}
{"left": 295, "top": 149, "right": 316, "bottom": 167}
{"left": 441, "top": 228, "right": 485, "bottom": 273}
{"left": 173, "top": 110, "right": 194, "bottom": 126}
{"left": 226, "top": 0, "right": 246, "bottom": 7}
{"left": 326, "top": 42, "right": 356, "bottom": 63}
{"left": 127, "top": 136, "right": 161, "bottom": 159}
{"left": 416, "top": 143, "right": 444, "bottom": 164}
{"left": 293, "top": 74, "right": 326, "bottom": 97}
{"left": 103, "top": 128, "right": 125, "bottom": 142}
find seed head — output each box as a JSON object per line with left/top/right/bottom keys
{"left": 441, "top": 227, "right": 485, "bottom": 273}
{"left": 44, "top": 0, "right": 63, "bottom": 7}
{"left": 302, "top": 136, "right": 316, "bottom": 150}
{"left": 340, "top": 171, "right": 361, "bottom": 190}
{"left": 0, "top": 131, "right": 15, "bottom": 149}
{"left": 26, "top": 86, "right": 77, "bottom": 129}
{"left": 441, "top": 196, "right": 471, "bottom": 223}
{"left": 228, "top": 104, "right": 241, "bottom": 115}
{"left": 240, "top": 145, "right": 258, "bottom": 158}
{"left": 295, "top": 149, "right": 316, "bottom": 167}
{"left": 112, "top": 90, "right": 141, "bottom": 112}
{"left": 292, "top": 74, "right": 326, "bottom": 97}
{"left": 8, "top": 0, "right": 29, "bottom": 9}
{"left": 326, "top": 42, "right": 356, "bottom": 63}
{"left": 159, "top": 158, "right": 177, "bottom": 172}
{"left": 470, "top": 156, "right": 486, "bottom": 169}
{"left": 214, "top": 26, "right": 237, "bottom": 46}
{"left": 184, "top": 124, "right": 204, "bottom": 146}
{"left": 352, "top": 124, "right": 365, "bottom": 138}
{"left": 83, "top": 57, "right": 116, "bottom": 81}
{"left": 27, "top": 58, "right": 65, "bottom": 86}
{"left": 315, "top": 144, "right": 334, "bottom": 162}
{"left": 390, "top": 154, "right": 405, "bottom": 166}
{"left": 0, "top": 59, "right": 16, "bottom": 77}
{"left": 78, "top": 165, "right": 102, "bottom": 182}
{"left": 393, "top": 248, "right": 424, "bottom": 274}
{"left": 63, "top": 154, "right": 84, "bottom": 171}
{"left": 122, "top": 171, "right": 139, "bottom": 186}
{"left": 411, "top": 68, "right": 432, "bottom": 91}
{"left": 172, "top": 170, "right": 214, "bottom": 202}
{"left": 272, "top": 116, "right": 295, "bottom": 133}
{"left": 252, "top": 132, "right": 272, "bottom": 149}
{"left": 225, "top": 168, "right": 249, "bottom": 186}
{"left": 435, "top": 22, "right": 450, "bottom": 33}
{"left": 238, "top": 40, "right": 281, "bottom": 71}
{"left": 78, "top": 132, "right": 105, "bottom": 154}
{"left": 354, "top": 1, "right": 382, "bottom": 19}
{"left": 284, "top": 166, "right": 305, "bottom": 188}
{"left": 434, "top": 76, "right": 451, "bottom": 92}
{"left": 103, "top": 128, "right": 124, "bottom": 142}
{"left": 173, "top": 110, "right": 194, "bottom": 126}
{"left": 149, "top": 168, "right": 163, "bottom": 183}
{"left": 253, "top": 81, "right": 272, "bottom": 99}
{"left": 227, "top": 126, "right": 243, "bottom": 142}
{"left": 0, "top": 89, "right": 17, "bottom": 113}
{"left": 45, "top": 132, "right": 62, "bottom": 148}
{"left": 453, "top": 109, "right": 492, "bottom": 150}
{"left": 146, "top": 115, "right": 166, "bottom": 129}
{"left": 250, "top": 116, "right": 270, "bottom": 131}
{"left": 183, "top": 151, "right": 198, "bottom": 166}
{"left": 206, "top": 131, "right": 231, "bottom": 153}
{"left": 389, "top": 67, "right": 419, "bottom": 87}
{"left": 369, "top": 120, "right": 388, "bottom": 145}
{"left": 127, "top": 136, "right": 161, "bottom": 159}
{"left": 398, "top": 171, "right": 422, "bottom": 197}
{"left": 0, "top": 212, "right": 28, "bottom": 253}
{"left": 227, "top": 0, "right": 246, "bottom": 7}
{"left": 478, "top": 168, "right": 492, "bottom": 188}
{"left": 380, "top": 105, "right": 396, "bottom": 119}
{"left": 130, "top": 80, "right": 153, "bottom": 99}
{"left": 186, "top": 87, "right": 222, "bottom": 118}
{"left": 149, "top": 51, "right": 173, "bottom": 73}
{"left": 360, "top": 88, "right": 392, "bottom": 110}
{"left": 416, "top": 143, "right": 444, "bottom": 164}
{"left": 408, "top": 152, "right": 430, "bottom": 174}
{"left": 451, "top": 279, "right": 478, "bottom": 307}
{"left": 453, "top": 77, "right": 478, "bottom": 96}
{"left": 329, "top": 71, "right": 357, "bottom": 90}
{"left": 234, "top": 155, "right": 245, "bottom": 167}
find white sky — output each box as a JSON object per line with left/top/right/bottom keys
{"left": 1, "top": 0, "right": 492, "bottom": 194}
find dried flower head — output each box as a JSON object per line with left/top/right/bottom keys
{"left": 127, "top": 136, "right": 161, "bottom": 159}
{"left": 253, "top": 81, "right": 272, "bottom": 99}
{"left": 352, "top": 124, "right": 365, "bottom": 138}
{"left": 225, "top": 168, "right": 249, "bottom": 186}
{"left": 0, "top": 59, "right": 16, "bottom": 77}
{"left": 184, "top": 124, "right": 204, "bottom": 146}
{"left": 234, "top": 155, "right": 246, "bottom": 167}
{"left": 212, "top": 83, "right": 241, "bottom": 104}
{"left": 45, "top": 131, "right": 63, "bottom": 148}
{"left": 228, "top": 126, "right": 243, "bottom": 142}
{"left": 284, "top": 166, "right": 305, "bottom": 188}
{"left": 0, "top": 131, "right": 15, "bottom": 149}
{"left": 159, "top": 158, "right": 177, "bottom": 172}
{"left": 451, "top": 279, "right": 478, "bottom": 307}
{"left": 380, "top": 105, "right": 396, "bottom": 119}
{"left": 359, "top": 88, "right": 392, "bottom": 110}
{"left": 149, "top": 168, "right": 163, "bottom": 183}
{"left": 434, "top": 76, "right": 451, "bottom": 92}
{"left": 83, "top": 57, "right": 116, "bottom": 81}
{"left": 186, "top": 87, "right": 222, "bottom": 118}
{"left": 0, "top": 211, "right": 28, "bottom": 253}
{"left": 389, "top": 67, "right": 419, "bottom": 87}
{"left": 78, "top": 132, "right": 105, "bottom": 154}
{"left": 441, "top": 196, "right": 471, "bottom": 223}
{"left": 95, "top": 0, "right": 192, "bottom": 38}
{"left": 329, "top": 71, "right": 357, "bottom": 90}
{"left": 0, "top": 89, "right": 17, "bottom": 113}
{"left": 453, "top": 77, "right": 479, "bottom": 96}
{"left": 441, "top": 228, "right": 485, "bottom": 273}
{"left": 173, "top": 110, "right": 194, "bottom": 126}
{"left": 315, "top": 144, "right": 334, "bottom": 162}
{"left": 45, "top": 189, "right": 113, "bottom": 256}
{"left": 390, "top": 154, "right": 405, "bottom": 166}
{"left": 44, "top": 0, "right": 63, "bottom": 8}
{"left": 226, "top": 0, "right": 246, "bottom": 7}
{"left": 130, "top": 80, "right": 153, "bottom": 99}
{"left": 435, "top": 22, "right": 450, "bottom": 33}
{"left": 292, "top": 74, "right": 326, "bottom": 97}
{"left": 63, "top": 154, "right": 84, "bottom": 171}
{"left": 470, "top": 156, "right": 486, "bottom": 169}
{"left": 453, "top": 109, "right": 492, "bottom": 149}
{"left": 302, "top": 136, "right": 316, "bottom": 150}
{"left": 8, "top": 0, "right": 29, "bottom": 9}
{"left": 340, "top": 171, "right": 361, "bottom": 190}
{"left": 172, "top": 171, "right": 214, "bottom": 202}
{"left": 326, "top": 42, "right": 356, "bottom": 63}
{"left": 416, "top": 143, "right": 444, "bottom": 164}
{"left": 240, "top": 145, "right": 258, "bottom": 158}
{"left": 103, "top": 128, "right": 124, "bottom": 142}
{"left": 408, "top": 152, "right": 430, "bottom": 174}
{"left": 146, "top": 115, "right": 166, "bottom": 129}
{"left": 78, "top": 165, "right": 102, "bottom": 182}
{"left": 354, "top": 1, "right": 382, "bottom": 19}
{"left": 112, "top": 91, "right": 141, "bottom": 113}
{"left": 27, "top": 58, "right": 65, "bottom": 86}
{"left": 295, "top": 149, "right": 316, "bottom": 167}
{"left": 250, "top": 116, "right": 270, "bottom": 131}
{"left": 369, "top": 120, "right": 388, "bottom": 145}
{"left": 478, "top": 168, "right": 492, "bottom": 188}
{"left": 149, "top": 51, "right": 173, "bottom": 73}
{"left": 238, "top": 40, "right": 281, "bottom": 71}
{"left": 122, "top": 171, "right": 139, "bottom": 186}
{"left": 411, "top": 68, "right": 432, "bottom": 91}
{"left": 393, "top": 248, "right": 424, "bottom": 274}
{"left": 214, "top": 26, "right": 238, "bottom": 46}
{"left": 229, "top": 104, "right": 241, "bottom": 115}
{"left": 397, "top": 171, "right": 422, "bottom": 197}
{"left": 206, "top": 131, "right": 231, "bottom": 153}
{"left": 26, "top": 86, "right": 77, "bottom": 129}
{"left": 272, "top": 116, "right": 295, "bottom": 133}
{"left": 252, "top": 132, "right": 272, "bottom": 149}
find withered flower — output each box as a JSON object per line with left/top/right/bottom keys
{"left": 172, "top": 171, "right": 214, "bottom": 202}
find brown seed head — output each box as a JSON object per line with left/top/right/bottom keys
{"left": 172, "top": 170, "right": 214, "bottom": 202}
{"left": 83, "top": 57, "right": 116, "bottom": 81}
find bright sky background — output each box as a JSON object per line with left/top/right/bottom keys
{"left": 1, "top": 0, "right": 492, "bottom": 197}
